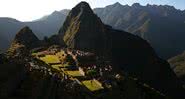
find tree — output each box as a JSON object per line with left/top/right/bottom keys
{"left": 87, "top": 69, "right": 97, "bottom": 79}
{"left": 65, "top": 54, "right": 76, "bottom": 65}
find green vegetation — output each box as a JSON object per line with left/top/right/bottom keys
{"left": 63, "top": 63, "right": 70, "bottom": 67}
{"left": 33, "top": 50, "right": 103, "bottom": 92}
{"left": 168, "top": 51, "right": 185, "bottom": 78}
{"left": 82, "top": 80, "right": 103, "bottom": 91}
{"left": 64, "top": 54, "right": 76, "bottom": 65}
{"left": 87, "top": 69, "right": 97, "bottom": 78}
{"left": 66, "top": 70, "right": 83, "bottom": 77}
{"left": 40, "top": 55, "right": 60, "bottom": 64}
{"left": 31, "top": 50, "right": 37, "bottom": 54}
{"left": 51, "top": 64, "right": 63, "bottom": 71}
{"left": 56, "top": 51, "right": 66, "bottom": 59}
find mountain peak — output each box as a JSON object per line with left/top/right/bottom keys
{"left": 132, "top": 3, "right": 141, "bottom": 7}
{"left": 8, "top": 26, "right": 40, "bottom": 57}
{"left": 76, "top": 1, "right": 90, "bottom": 7}
{"left": 71, "top": 1, "right": 93, "bottom": 14}
{"left": 52, "top": 11, "right": 61, "bottom": 15}
{"left": 114, "top": 2, "right": 122, "bottom": 6}
{"left": 16, "top": 26, "right": 33, "bottom": 36}
{"left": 59, "top": 2, "right": 107, "bottom": 53}
{"left": 110, "top": 2, "right": 123, "bottom": 8}
{"left": 13, "top": 26, "right": 39, "bottom": 49}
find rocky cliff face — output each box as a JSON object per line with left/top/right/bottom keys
{"left": 58, "top": 2, "right": 185, "bottom": 98}
{"left": 59, "top": 2, "right": 107, "bottom": 54}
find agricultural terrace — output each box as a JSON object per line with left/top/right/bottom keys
{"left": 51, "top": 64, "right": 63, "bottom": 71}
{"left": 32, "top": 49, "right": 105, "bottom": 92}
{"left": 82, "top": 80, "right": 104, "bottom": 91}
{"left": 40, "top": 55, "right": 60, "bottom": 64}
{"left": 65, "top": 70, "right": 83, "bottom": 77}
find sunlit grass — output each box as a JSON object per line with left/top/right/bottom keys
{"left": 63, "top": 63, "right": 71, "bottom": 67}
{"left": 66, "top": 70, "right": 83, "bottom": 77}
{"left": 56, "top": 50, "right": 65, "bottom": 56}
{"left": 51, "top": 64, "right": 63, "bottom": 71}
{"left": 56, "top": 50, "right": 66, "bottom": 57}
{"left": 82, "top": 80, "right": 103, "bottom": 91}
{"left": 40, "top": 55, "right": 60, "bottom": 64}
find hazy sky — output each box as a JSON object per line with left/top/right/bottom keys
{"left": 0, "top": 0, "right": 184, "bottom": 21}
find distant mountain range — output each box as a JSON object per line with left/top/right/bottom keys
{"left": 94, "top": 2, "right": 185, "bottom": 59}
{"left": 0, "top": 2, "right": 185, "bottom": 59}
{"left": 0, "top": 10, "right": 68, "bottom": 52}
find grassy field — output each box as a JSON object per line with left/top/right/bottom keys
{"left": 56, "top": 51, "right": 66, "bottom": 59}
{"left": 40, "top": 55, "right": 60, "bottom": 64}
{"left": 82, "top": 80, "right": 104, "bottom": 91}
{"left": 51, "top": 64, "right": 63, "bottom": 71}
{"left": 66, "top": 70, "right": 83, "bottom": 77}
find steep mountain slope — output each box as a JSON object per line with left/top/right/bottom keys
{"left": 12, "top": 26, "right": 40, "bottom": 48}
{"left": 94, "top": 2, "right": 185, "bottom": 59}
{"left": 59, "top": 3, "right": 107, "bottom": 54}
{"left": 59, "top": 2, "right": 185, "bottom": 98}
{"left": 168, "top": 51, "right": 185, "bottom": 83}
{"left": 7, "top": 26, "right": 40, "bottom": 57}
